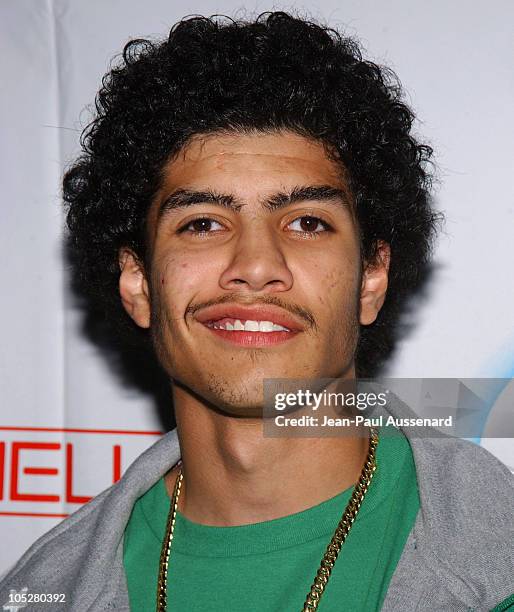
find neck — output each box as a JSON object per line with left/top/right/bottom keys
{"left": 164, "top": 383, "right": 370, "bottom": 527}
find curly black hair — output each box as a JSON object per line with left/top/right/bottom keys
{"left": 64, "top": 11, "right": 442, "bottom": 378}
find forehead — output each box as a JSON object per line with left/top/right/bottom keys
{"left": 156, "top": 130, "right": 347, "bottom": 196}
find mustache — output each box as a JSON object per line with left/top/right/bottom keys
{"left": 185, "top": 293, "right": 317, "bottom": 331}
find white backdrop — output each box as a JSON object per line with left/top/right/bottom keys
{"left": 1, "top": 0, "right": 513, "bottom": 572}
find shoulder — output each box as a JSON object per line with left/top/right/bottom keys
{"left": 379, "top": 384, "right": 514, "bottom": 531}
{"left": 409, "top": 434, "right": 514, "bottom": 608}
{"left": 0, "top": 486, "right": 117, "bottom": 607}
{"left": 411, "top": 434, "right": 514, "bottom": 527}
{"left": 0, "top": 429, "right": 180, "bottom": 610}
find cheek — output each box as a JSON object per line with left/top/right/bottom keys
{"left": 322, "top": 270, "right": 360, "bottom": 326}
{"left": 156, "top": 251, "right": 220, "bottom": 312}
{"left": 295, "top": 243, "right": 360, "bottom": 308}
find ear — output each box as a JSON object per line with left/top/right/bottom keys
{"left": 359, "top": 240, "right": 391, "bottom": 326}
{"left": 118, "top": 247, "right": 151, "bottom": 329}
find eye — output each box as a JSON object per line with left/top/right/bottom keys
{"left": 286, "top": 215, "right": 332, "bottom": 235}
{"left": 178, "top": 217, "right": 225, "bottom": 234}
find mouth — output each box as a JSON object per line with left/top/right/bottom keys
{"left": 194, "top": 304, "right": 305, "bottom": 347}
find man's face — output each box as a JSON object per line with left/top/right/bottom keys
{"left": 120, "top": 131, "right": 389, "bottom": 416}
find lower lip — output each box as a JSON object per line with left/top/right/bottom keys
{"left": 203, "top": 326, "right": 298, "bottom": 346}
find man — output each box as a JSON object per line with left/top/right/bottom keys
{"left": 1, "top": 12, "right": 513, "bottom": 612}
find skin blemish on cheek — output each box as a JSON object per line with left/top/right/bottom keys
{"left": 158, "top": 259, "right": 175, "bottom": 287}
{"left": 182, "top": 263, "right": 188, "bottom": 268}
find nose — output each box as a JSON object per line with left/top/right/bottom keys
{"left": 218, "top": 223, "right": 294, "bottom": 293}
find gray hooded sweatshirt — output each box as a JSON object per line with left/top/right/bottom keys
{"left": 1, "top": 390, "right": 513, "bottom": 611}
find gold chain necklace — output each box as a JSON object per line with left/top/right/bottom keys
{"left": 157, "top": 427, "right": 379, "bottom": 612}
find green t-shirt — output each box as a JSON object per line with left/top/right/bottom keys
{"left": 123, "top": 426, "right": 420, "bottom": 611}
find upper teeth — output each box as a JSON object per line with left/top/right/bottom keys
{"left": 209, "top": 319, "right": 290, "bottom": 332}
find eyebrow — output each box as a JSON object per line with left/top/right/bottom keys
{"left": 157, "top": 185, "right": 350, "bottom": 221}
